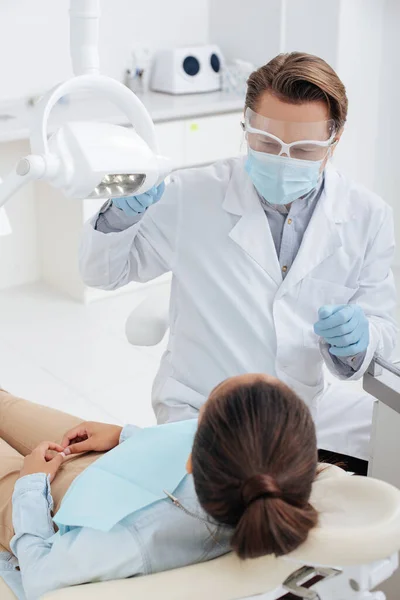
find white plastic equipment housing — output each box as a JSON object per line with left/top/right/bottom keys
{"left": 70, "top": 0, "right": 101, "bottom": 76}
{"left": 30, "top": 75, "right": 158, "bottom": 157}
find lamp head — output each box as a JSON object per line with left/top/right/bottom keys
{"left": 47, "top": 121, "right": 171, "bottom": 199}
{"left": 0, "top": 72, "right": 173, "bottom": 208}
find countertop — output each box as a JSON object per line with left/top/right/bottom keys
{"left": 0, "top": 89, "right": 244, "bottom": 144}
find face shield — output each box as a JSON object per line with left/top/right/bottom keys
{"left": 242, "top": 108, "right": 337, "bottom": 162}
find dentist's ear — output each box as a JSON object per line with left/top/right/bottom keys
{"left": 330, "top": 128, "right": 343, "bottom": 157}
{"left": 322, "top": 132, "right": 342, "bottom": 171}
{"left": 186, "top": 454, "right": 193, "bottom": 474}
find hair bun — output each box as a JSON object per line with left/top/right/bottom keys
{"left": 241, "top": 473, "right": 281, "bottom": 506}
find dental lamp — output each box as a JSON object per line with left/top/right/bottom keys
{"left": 0, "top": 0, "right": 172, "bottom": 209}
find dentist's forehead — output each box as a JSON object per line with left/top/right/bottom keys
{"left": 255, "top": 90, "right": 330, "bottom": 122}
{"left": 250, "top": 92, "right": 333, "bottom": 142}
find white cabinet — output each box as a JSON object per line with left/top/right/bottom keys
{"left": 154, "top": 120, "right": 186, "bottom": 167}
{"left": 156, "top": 111, "right": 244, "bottom": 169}
{"left": 183, "top": 112, "right": 245, "bottom": 166}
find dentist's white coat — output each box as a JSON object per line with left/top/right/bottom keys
{"left": 80, "top": 157, "right": 397, "bottom": 459}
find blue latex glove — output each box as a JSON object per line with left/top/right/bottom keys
{"left": 313, "top": 304, "right": 369, "bottom": 357}
{"left": 112, "top": 182, "right": 165, "bottom": 216}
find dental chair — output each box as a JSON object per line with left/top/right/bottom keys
{"left": 3, "top": 287, "right": 400, "bottom": 600}
{"left": 1, "top": 467, "right": 400, "bottom": 600}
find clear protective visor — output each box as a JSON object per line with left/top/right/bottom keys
{"left": 243, "top": 107, "right": 337, "bottom": 161}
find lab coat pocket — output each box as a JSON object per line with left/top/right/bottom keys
{"left": 299, "top": 277, "right": 359, "bottom": 348}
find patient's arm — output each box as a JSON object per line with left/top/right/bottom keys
{"left": 119, "top": 423, "right": 141, "bottom": 443}
{"left": 61, "top": 423, "right": 140, "bottom": 455}
{"left": 11, "top": 474, "right": 143, "bottom": 599}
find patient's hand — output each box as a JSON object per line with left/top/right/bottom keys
{"left": 61, "top": 421, "right": 123, "bottom": 455}
{"left": 19, "top": 442, "right": 65, "bottom": 482}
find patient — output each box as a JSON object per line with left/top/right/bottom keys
{"left": 0, "top": 374, "right": 318, "bottom": 599}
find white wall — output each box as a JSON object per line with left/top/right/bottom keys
{"left": 0, "top": 0, "right": 210, "bottom": 102}
{"left": 375, "top": 0, "right": 400, "bottom": 265}
{"left": 209, "top": 0, "right": 282, "bottom": 67}
{"left": 284, "top": 0, "right": 339, "bottom": 66}
{"left": 333, "top": 0, "right": 385, "bottom": 193}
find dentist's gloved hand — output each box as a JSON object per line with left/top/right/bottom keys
{"left": 314, "top": 304, "right": 369, "bottom": 357}
{"left": 112, "top": 182, "right": 165, "bottom": 216}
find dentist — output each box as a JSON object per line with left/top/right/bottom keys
{"left": 80, "top": 52, "right": 397, "bottom": 468}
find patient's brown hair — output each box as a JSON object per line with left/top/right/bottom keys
{"left": 191, "top": 378, "right": 318, "bottom": 559}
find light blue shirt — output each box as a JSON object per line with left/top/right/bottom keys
{"left": 0, "top": 425, "right": 231, "bottom": 600}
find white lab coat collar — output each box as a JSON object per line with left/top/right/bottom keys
{"left": 277, "top": 164, "right": 352, "bottom": 298}
{"left": 222, "top": 159, "right": 352, "bottom": 295}
{"left": 222, "top": 157, "right": 282, "bottom": 285}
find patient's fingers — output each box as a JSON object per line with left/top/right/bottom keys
{"left": 61, "top": 424, "right": 90, "bottom": 449}
{"left": 48, "top": 452, "right": 66, "bottom": 482}
{"left": 50, "top": 453, "right": 65, "bottom": 468}
{"left": 64, "top": 438, "right": 93, "bottom": 455}
{"left": 35, "top": 441, "right": 65, "bottom": 456}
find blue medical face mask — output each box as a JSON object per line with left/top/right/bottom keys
{"left": 245, "top": 148, "right": 324, "bottom": 206}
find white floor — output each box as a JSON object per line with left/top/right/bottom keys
{"left": 0, "top": 282, "right": 167, "bottom": 427}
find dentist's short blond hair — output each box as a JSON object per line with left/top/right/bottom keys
{"left": 246, "top": 52, "right": 348, "bottom": 132}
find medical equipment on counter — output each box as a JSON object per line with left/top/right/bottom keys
{"left": 0, "top": 0, "right": 172, "bottom": 208}
{"left": 151, "top": 45, "right": 223, "bottom": 95}
{"left": 222, "top": 59, "right": 255, "bottom": 96}
{"left": 125, "top": 46, "right": 152, "bottom": 94}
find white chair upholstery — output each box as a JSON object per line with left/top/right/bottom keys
{"left": 125, "top": 282, "right": 170, "bottom": 346}
{"left": 1, "top": 468, "right": 399, "bottom": 599}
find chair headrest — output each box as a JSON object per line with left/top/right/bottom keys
{"left": 289, "top": 466, "right": 400, "bottom": 566}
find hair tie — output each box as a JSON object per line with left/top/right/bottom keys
{"left": 241, "top": 473, "right": 281, "bottom": 506}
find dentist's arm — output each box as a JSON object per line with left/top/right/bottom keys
{"left": 79, "top": 177, "right": 181, "bottom": 290}
{"left": 316, "top": 205, "right": 397, "bottom": 381}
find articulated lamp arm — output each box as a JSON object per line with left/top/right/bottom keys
{"left": 0, "top": 0, "right": 101, "bottom": 210}
{"left": 0, "top": 0, "right": 171, "bottom": 207}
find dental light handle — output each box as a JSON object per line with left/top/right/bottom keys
{"left": 70, "top": 0, "right": 100, "bottom": 76}
{"left": 0, "top": 156, "right": 50, "bottom": 209}
{"left": 30, "top": 75, "right": 159, "bottom": 158}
